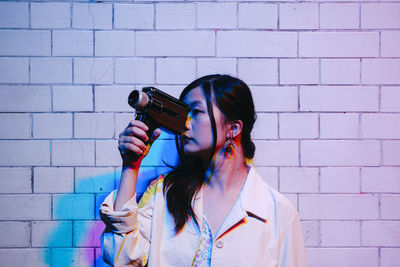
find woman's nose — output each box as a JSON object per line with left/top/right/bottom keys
{"left": 184, "top": 115, "right": 192, "bottom": 131}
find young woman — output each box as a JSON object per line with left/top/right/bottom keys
{"left": 100, "top": 75, "right": 307, "bottom": 267}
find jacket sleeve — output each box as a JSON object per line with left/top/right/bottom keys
{"left": 100, "top": 178, "right": 160, "bottom": 267}
{"left": 277, "top": 210, "right": 308, "bottom": 267}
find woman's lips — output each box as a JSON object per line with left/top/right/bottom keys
{"left": 181, "top": 136, "right": 193, "bottom": 143}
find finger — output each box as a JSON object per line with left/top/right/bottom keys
{"left": 121, "top": 126, "right": 149, "bottom": 142}
{"left": 119, "top": 136, "right": 147, "bottom": 152}
{"left": 127, "top": 120, "right": 149, "bottom": 131}
{"left": 119, "top": 142, "right": 144, "bottom": 155}
{"left": 150, "top": 128, "right": 161, "bottom": 143}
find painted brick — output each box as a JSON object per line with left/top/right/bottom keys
{"left": 53, "top": 86, "right": 93, "bottom": 112}
{"left": 362, "top": 221, "right": 400, "bottom": 246}
{"left": 382, "top": 32, "right": 400, "bottom": 57}
{"left": 301, "top": 221, "right": 319, "bottom": 247}
{"left": 362, "top": 59, "right": 400, "bottom": 84}
{"left": 280, "top": 3, "right": 319, "bottom": 29}
{"left": 0, "top": 249, "right": 49, "bottom": 267}
{"left": 0, "top": 57, "right": 29, "bottom": 83}
{"left": 280, "top": 59, "right": 319, "bottom": 85}
{"left": 253, "top": 140, "right": 298, "bottom": 166}
{"left": 238, "top": 3, "right": 277, "bottom": 29}
{"left": 156, "top": 4, "right": 195, "bottom": 29}
{"left": 136, "top": 31, "right": 215, "bottom": 57}
{"left": 114, "top": 4, "right": 153, "bottom": 29}
{"left": 95, "top": 140, "right": 122, "bottom": 167}
{"left": 197, "top": 58, "right": 236, "bottom": 78}
{"left": 198, "top": 3, "right": 236, "bottom": 29}
{"left": 321, "top": 59, "right": 360, "bottom": 85}
{"left": 300, "top": 86, "right": 379, "bottom": 112}
{"left": 52, "top": 140, "right": 95, "bottom": 166}
{"left": 320, "top": 167, "right": 360, "bottom": 193}
{"left": 115, "top": 58, "right": 154, "bottom": 84}
{"left": 361, "top": 4, "right": 400, "bottom": 29}
{"left": 0, "top": 30, "right": 50, "bottom": 56}
{"left": 251, "top": 86, "right": 298, "bottom": 112}
{"left": 73, "top": 221, "right": 104, "bottom": 247}
{"left": 31, "top": 3, "right": 70, "bottom": 29}
{"left": 33, "top": 113, "right": 73, "bottom": 139}
{"left": 31, "top": 57, "right": 72, "bottom": 84}
{"left": 362, "top": 114, "right": 400, "bottom": 139}
{"left": 320, "top": 221, "right": 360, "bottom": 246}
{"left": 0, "top": 194, "right": 51, "bottom": 220}
{"left": 381, "top": 194, "right": 400, "bottom": 219}
{"left": 52, "top": 248, "right": 94, "bottom": 267}
{"left": 299, "top": 32, "right": 379, "bottom": 57}
{"left": 95, "top": 86, "right": 133, "bottom": 112}
{"left": 74, "top": 113, "right": 114, "bottom": 139}
{"left": 0, "top": 2, "right": 29, "bottom": 28}
{"left": 53, "top": 30, "right": 93, "bottom": 56}
{"left": 74, "top": 58, "right": 113, "bottom": 84}
{"left": 320, "top": 4, "right": 359, "bottom": 29}
{"left": 361, "top": 167, "right": 400, "bottom": 193}
{"left": 156, "top": 58, "right": 196, "bottom": 84}
{"left": 382, "top": 249, "right": 400, "bottom": 267}
{"left": 0, "top": 113, "right": 31, "bottom": 139}
{"left": 217, "top": 31, "right": 297, "bottom": 57}
{"left": 299, "top": 194, "right": 379, "bottom": 220}
{"left": 382, "top": 87, "right": 400, "bottom": 112}
{"left": 0, "top": 222, "right": 30, "bottom": 247}
{"left": 115, "top": 113, "right": 134, "bottom": 139}
{"left": 75, "top": 167, "right": 115, "bottom": 193}
{"left": 72, "top": 3, "right": 112, "bottom": 29}
{"left": 238, "top": 59, "right": 278, "bottom": 85}
{"left": 307, "top": 248, "right": 378, "bottom": 267}
{"left": 31, "top": 221, "right": 72, "bottom": 247}
{"left": 279, "top": 113, "right": 319, "bottom": 139}
{"left": 320, "top": 113, "right": 359, "bottom": 139}
{"left": 383, "top": 141, "right": 400, "bottom": 166}
{"left": 141, "top": 140, "right": 179, "bottom": 167}
{"left": 95, "top": 31, "right": 134, "bottom": 57}
{"left": 252, "top": 113, "right": 278, "bottom": 140}
{"left": 53, "top": 194, "right": 94, "bottom": 220}
{"left": 280, "top": 167, "right": 319, "bottom": 193}
{"left": 0, "top": 141, "right": 50, "bottom": 166}
{"left": 301, "top": 140, "right": 380, "bottom": 166}
{"left": 256, "top": 167, "right": 278, "bottom": 190}
{"left": 33, "top": 167, "right": 74, "bottom": 193}
{"left": 0, "top": 168, "right": 31, "bottom": 193}
{"left": 0, "top": 86, "right": 51, "bottom": 112}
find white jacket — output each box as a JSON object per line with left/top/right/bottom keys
{"left": 100, "top": 166, "right": 307, "bottom": 267}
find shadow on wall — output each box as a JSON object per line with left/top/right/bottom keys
{"left": 41, "top": 136, "right": 178, "bottom": 266}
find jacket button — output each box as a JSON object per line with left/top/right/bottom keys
{"left": 215, "top": 240, "right": 224, "bottom": 249}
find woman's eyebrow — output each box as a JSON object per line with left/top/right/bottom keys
{"left": 187, "top": 100, "right": 204, "bottom": 107}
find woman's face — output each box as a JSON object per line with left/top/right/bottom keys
{"left": 182, "top": 86, "right": 227, "bottom": 159}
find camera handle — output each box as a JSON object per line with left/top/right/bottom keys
{"left": 123, "top": 111, "right": 159, "bottom": 163}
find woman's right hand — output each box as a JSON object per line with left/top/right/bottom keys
{"left": 118, "top": 120, "right": 161, "bottom": 167}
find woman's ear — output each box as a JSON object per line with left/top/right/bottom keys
{"left": 230, "top": 120, "right": 243, "bottom": 139}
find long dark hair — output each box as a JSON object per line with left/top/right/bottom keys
{"left": 163, "top": 74, "right": 256, "bottom": 232}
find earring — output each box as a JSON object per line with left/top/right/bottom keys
{"left": 224, "top": 131, "right": 235, "bottom": 152}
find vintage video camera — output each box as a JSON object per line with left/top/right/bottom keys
{"left": 128, "top": 87, "right": 190, "bottom": 138}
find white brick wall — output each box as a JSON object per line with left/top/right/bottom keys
{"left": 0, "top": 0, "right": 399, "bottom": 266}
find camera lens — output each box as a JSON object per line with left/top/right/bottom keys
{"left": 128, "top": 90, "right": 148, "bottom": 110}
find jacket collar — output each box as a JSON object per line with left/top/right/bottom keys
{"left": 239, "top": 166, "right": 273, "bottom": 223}
{"left": 191, "top": 166, "right": 272, "bottom": 238}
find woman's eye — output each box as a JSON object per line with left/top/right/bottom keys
{"left": 192, "top": 109, "right": 203, "bottom": 116}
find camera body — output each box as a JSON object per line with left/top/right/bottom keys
{"left": 128, "top": 87, "right": 190, "bottom": 137}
